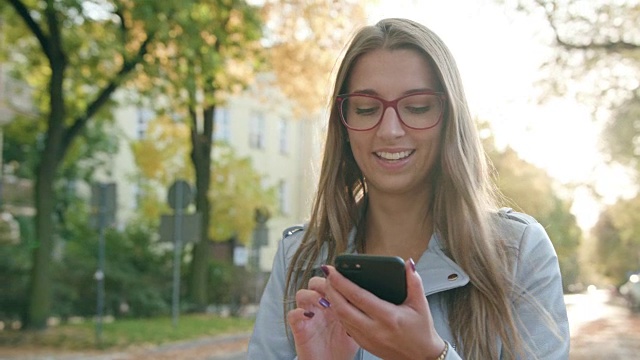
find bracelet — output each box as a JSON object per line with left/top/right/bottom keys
{"left": 434, "top": 341, "right": 448, "bottom": 360}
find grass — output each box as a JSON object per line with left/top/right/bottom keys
{"left": 0, "top": 314, "right": 255, "bottom": 351}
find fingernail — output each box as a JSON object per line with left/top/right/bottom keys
{"left": 409, "top": 258, "right": 416, "bottom": 272}
{"left": 319, "top": 297, "right": 331, "bottom": 308}
{"left": 303, "top": 311, "right": 315, "bottom": 318}
{"left": 320, "top": 264, "right": 329, "bottom": 276}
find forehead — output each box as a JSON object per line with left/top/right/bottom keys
{"left": 347, "top": 48, "right": 440, "bottom": 96}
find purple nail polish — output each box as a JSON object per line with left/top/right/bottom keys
{"left": 319, "top": 297, "right": 331, "bottom": 308}
{"left": 409, "top": 258, "right": 416, "bottom": 272}
{"left": 303, "top": 311, "right": 315, "bottom": 318}
{"left": 320, "top": 264, "right": 330, "bottom": 276}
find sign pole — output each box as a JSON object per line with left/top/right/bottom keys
{"left": 171, "top": 183, "right": 184, "bottom": 329}
{"left": 95, "top": 184, "right": 106, "bottom": 347}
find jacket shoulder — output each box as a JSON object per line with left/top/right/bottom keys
{"left": 279, "top": 224, "right": 307, "bottom": 260}
{"left": 282, "top": 224, "right": 304, "bottom": 239}
{"left": 497, "top": 207, "right": 538, "bottom": 226}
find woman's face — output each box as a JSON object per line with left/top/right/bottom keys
{"left": 345, "top": 48, "right": 444, "bottom": 197}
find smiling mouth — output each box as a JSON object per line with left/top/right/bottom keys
{"left": 375, "top": 150, "right": 414, "bottom": 161}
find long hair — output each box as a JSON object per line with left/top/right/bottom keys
{"left": 285, "top": 18, "right": 529, "bottom": 359}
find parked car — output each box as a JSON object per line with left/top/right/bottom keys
{"left": 620, "top": 273, "right": 640, "bottom": 312}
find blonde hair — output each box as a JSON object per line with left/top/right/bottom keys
{"left": 285, "top": 18, "right": 529, "bottom": 359}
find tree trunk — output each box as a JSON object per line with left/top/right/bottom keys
{"left": 24, "top": 152, "right": 60, "bottom": 329}
{"left": 188, "top": 105, "right": 214, "bottom": 311}
{"left": 23, "top": 33, "right": 66, "bottom": 328}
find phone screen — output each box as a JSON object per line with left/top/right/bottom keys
{"left": 335, "top": 254, "right": 407, "bottom": 305}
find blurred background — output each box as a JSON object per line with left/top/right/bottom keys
{"left": 0, "top": 0, "right": 639, "bottom": 358}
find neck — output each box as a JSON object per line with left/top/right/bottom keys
{"left": 362, "top": 191, "right": 434, "bottom": 261}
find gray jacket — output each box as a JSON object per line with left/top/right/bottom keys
{"left": 247, "top": 209, "right": 570, "bottom": 359}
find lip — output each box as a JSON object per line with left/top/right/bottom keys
{"left": 373, "top": 149, "right": 415, "bottom": 168}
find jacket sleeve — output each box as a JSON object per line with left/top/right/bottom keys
{"left": 247, "top": 236, "right": 298, "bottom": 359}
{"left": 512, "top": 222, "right": 570, "bottom": 359}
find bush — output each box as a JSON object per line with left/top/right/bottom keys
{"left": 208, "top": 260, "right": 254, "bottom": 315}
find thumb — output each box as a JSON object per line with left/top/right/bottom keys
{"left": 404, "top": 258, "right": 427, "bottom": 307}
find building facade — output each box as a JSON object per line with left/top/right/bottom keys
{"left": 111, "top": 78, "right": 325, "bottom": 272}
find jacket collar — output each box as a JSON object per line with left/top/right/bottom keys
{"left": 417, "top": 234, "right": 470, "bottom": 296}
{"left": 346, "top": 229, "right": 470, "bottom": 296}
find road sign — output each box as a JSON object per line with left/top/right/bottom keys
{"left": 159, "top": 213, "right": 202, "bottom": 243}
{"left": 168, "top": 180, "right": 192, "bottom": 210}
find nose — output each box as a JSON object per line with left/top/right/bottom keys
{"left": 376, "top": 106, "right": 405, "bottom": 139}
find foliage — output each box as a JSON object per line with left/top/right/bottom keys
{"left": 55, "top": 216, "right": 174, "bottom": 319}
{"left": 0, "top": 216, "right": 34, "bottom": 322}
{"left": 0, "top": 199, "right": 175, "bottom": 322}
{"left": 511, "top": 0, "right": 640, "bottom": 180}
{"left": 208, "top": 260, "right": 253, "bottom": 308}
{"left": 2, "top": 0, "right": 193, "bottom": 328}
{"left": 131, "top": 118, "right": 276, "bottom": 244}
{"left": 591, "top": 195, "right": 640, "bottom": 285}
{"left": 209, "top": 145, "right": 277, "bottom": 244}
{"left": 602, "top": 91, "right": 640, "bottom": 175}
{"left": 130, "top": 115, "right": 193, "bottom": 186}
{"left": 261, "top": 0, "right": 367, "bottom": 114}
{"left": 3, "top": 110, "right": 119, "bottom": 181}
{"left": 484, "top": 130, "right": 583, "bottom": 290}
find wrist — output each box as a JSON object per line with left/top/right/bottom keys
{"left": 432, "top": 341, "right": 448, "bottom": 360}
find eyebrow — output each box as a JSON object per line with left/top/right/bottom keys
{"left": 350, "top": 88, "right": 438, "bottom": 96}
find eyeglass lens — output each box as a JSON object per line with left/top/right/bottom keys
{"left": 341, "top": 93, "right": 443, "bottom": 130}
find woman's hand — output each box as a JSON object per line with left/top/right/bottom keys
{"left": 287, "top": 276, "right": 359, "bottom": 360}
{"left": 322, "top": 259, "right": 446, "bottom": 360}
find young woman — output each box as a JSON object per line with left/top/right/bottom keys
{"left": 248, "top": 18, "right": 569, "bottom": 359}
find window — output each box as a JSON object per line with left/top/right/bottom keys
{"left": 136, "top": 108, "right": 154, "bottom": 139}
{"left": 249, "top": 112, "right": 265, "bottom": 149}
{"left": 132, "top": 183, "right": 143, "bottom": 210}
{"left": 213, "top": 107, "right": 231, "bottom": 142}
{"left": 278, "top": 180, "right": 289, "bottom": 215}
{"left": 278, "top": 118, "right": 289, "bottom": 154}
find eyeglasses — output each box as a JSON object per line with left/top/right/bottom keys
{"left": 336, "top": 91, "right": 446, "bottom": 131}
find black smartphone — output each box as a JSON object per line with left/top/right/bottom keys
{"left": 334, "top": 254, "right": 407, "bottom": 305}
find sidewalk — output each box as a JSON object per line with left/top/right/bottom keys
{"left": 0, "top": 332, "right": 250, "bottom": 360}
{"left": 4, "top": 291, "right": 640, "bottom": 360}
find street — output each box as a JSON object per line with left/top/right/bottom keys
{"left": 2, "top": 289, "right": 640, "bottom": 359}
{"left": 566, "top": 289, "right": 640, "bottom": 359}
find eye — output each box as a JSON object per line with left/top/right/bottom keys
{"left": 401, "top": 94, "right": 439, "bottom": 114}
{"left": 405, "top": 105, "right": 431, "bottom": 114}
{"left": 355, "top": 106, "right": 379, "bottom": 116}
{"left": 350, "top": 97, "right": 381, "bottom": 116}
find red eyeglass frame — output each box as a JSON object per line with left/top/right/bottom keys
{"left": 335, "top": 91, "right": 447, "bottom": 131}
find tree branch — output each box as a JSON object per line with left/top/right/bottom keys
{"left": 60, "top": 32, "right": 156, "bottom": 159}
{"left": 7, "top": 0, "right": 51, "bottom": 60}
{"left": 536, "top": 0, "right": 639, "bottom": 53}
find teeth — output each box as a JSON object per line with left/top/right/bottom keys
{"left": 376, "top": 150, "right": 412, "bottom": 160}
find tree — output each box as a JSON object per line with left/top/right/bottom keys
{"left": 133, "top": 0, "right": 366, "bottom": 310}
{"left": 130, "top": 116, "right": 276, "bottom": 309}
{"left": 131, "top": 0, "right": 264, "bottom": 311}
{"left": 511, "top": 0, "right": 640, "bottom": 179}
{"left": 483, "top": 128, "right": 583, "bottom": 290}
{"left": 592, "top": 195, "right": 640, "bottom": 285}
{"left": 1, "top": 0, "right": 188, "bottom": 329}
{"left": 261, "top": 0, "right": 367, "bottom": 113}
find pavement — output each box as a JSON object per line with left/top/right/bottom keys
{"left": 2, "top": 289, "right": 640, "bottom": 359}
{"left": 0, "top": 332, "right": 250, "bottom": 360}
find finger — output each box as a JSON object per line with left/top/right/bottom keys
{"left": 296, "top": 289, "right": 324, "bottom": 310}
{"left": 404, "top": 258, "right": 428, "bottom": 309}
{"left": 287, "top": 307, "right": 318, "bottom": 343}
{"left": 308, "top": 276, "right": 327, "bottom": 294}
{"left": 323, "top": 265, "right": 384, "bottom": 319}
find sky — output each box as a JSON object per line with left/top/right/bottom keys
{"left": 364, "top": 0, "right": 638, "bottom": 230}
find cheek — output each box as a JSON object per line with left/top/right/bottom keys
{"left": 346, "top": 134, "right": 370, "bottom": 166}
